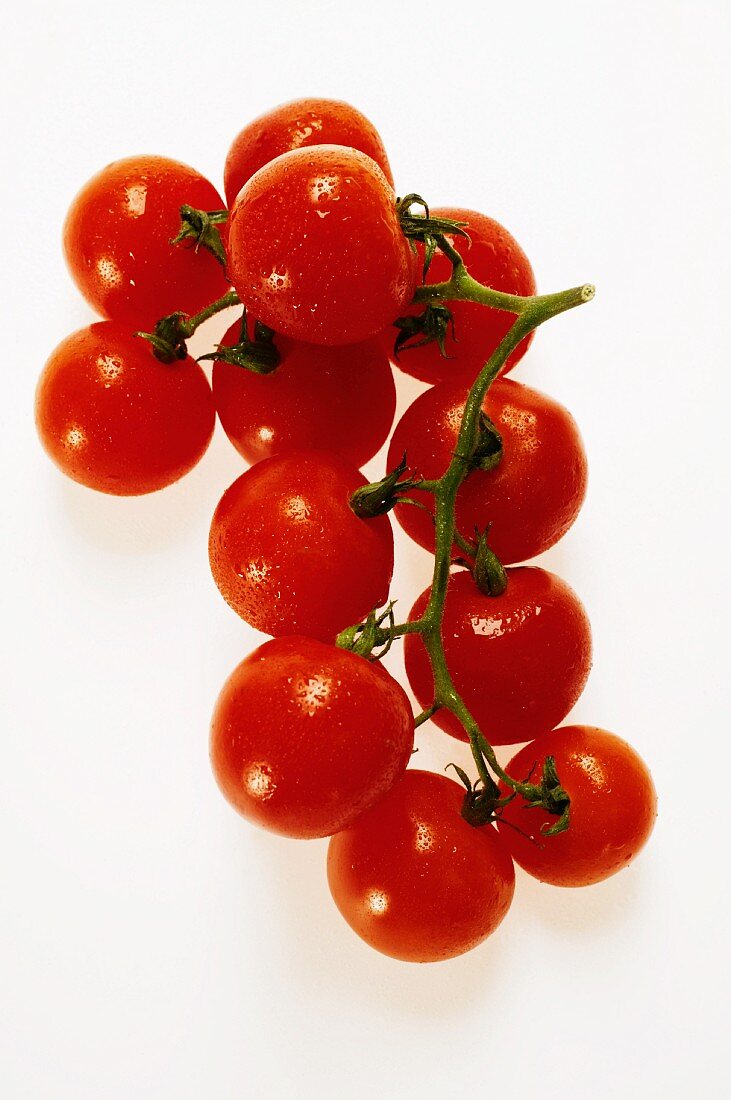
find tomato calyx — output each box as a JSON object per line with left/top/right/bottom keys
{"left": 170, "top": 204, "right": 229, "bottom": 269}
{"left": 392, "top": 303, "right": 456, "bottom": 359}
{"left": 448, "top": 763, "right": 505, "bottom": 828}
{"left": 336, "top": 602, "right": 398, "bottom": 660}
{"left": 199, "top": 309, "right": 281, "bottom": 375}
{"left": 472, "top": 412, "right": 504, "bottom": 472}
{"left": 136, "top": 311, "right": 191, "bottom": 363}
{"left": 471, "top": 532, "right": 508, "bottom": 597}
{"left": 517, "top": 756, "right": 572, "bottom": 836}
{"left": 451, "top": 750, "right": 571, "bottom": 836}
{"left": 396, "top": 194, "right": 468, "bottom": 281}
{"left": 450, "top": 527, "right": 508, "bottom": 598}
{"left": 349, "top": 454, "right": 425, "bottom": 518}
{"left": 136, "top": 290, "right": 242, "bottom": 363}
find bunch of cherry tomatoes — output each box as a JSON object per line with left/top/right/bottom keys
{"left": 36, "top": 98, "right": 656, "bottom": 964}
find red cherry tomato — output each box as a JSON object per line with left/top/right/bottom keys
{"left": 388, "top": 378, "right": 588, "bottom": 564}
{"left": 226, "top": 146, "right": 419, "bottom": 346}
{"left": 327, "top": 769, "right": 515, "bottom": 962}
{"left": 381, "top": 207, "right": 536, "bottom": 384}
{"left": 211, "top": 637, "right": 414, "bottom": 838}
{"left": 35, "top": 323, "right": 214, "bottom": 495}
{"left": 404, "top": 568, "right": 592, "bottom": 745}
{"left": 213, "top": 322, "right": 396, "bottom": 468}
{"left": 223, "top": 97, "right": 393, "bottom": 206}
{"left": 497, "top": 726, "right": 657, "bottom": 886}
{"left": 63, "top": 155, "right": 230, "bottom": 328}
{"left": 209, "top": 451, "right": 394, "bottom": 641}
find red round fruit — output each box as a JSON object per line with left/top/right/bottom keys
{"left": 223, "top": 97, "right": 393, "bottom": 206}
{"left": 388, "top": 378, "right": 588, "bottom": 564}
{"left": 381, "top": 207, "right": 536, "bottom": 384}
{"left": 497, "top": 726, "right": 657, "bottom": 886}
{"left": 213, "top": 321, "right": 396, "bottom": 468}
{"left": 63, "top": 155, "right": 230, "bottom": 328}
{"left": 404, "top": 568, "right": 592, "bottom": 745}
{"left": 226, "top": 145, "right": 418, "bottom": 346}
{"left": 210, "top": 637, "right": 414, "bottom": 839}
{"left": 35, "top": 323, "right": 214, "bottom": 495}
{"left": 209, "top": 451, "right": 394, "bottom": 641}
{"left": 327, "top": 769, "right": 515, "bottom": 962}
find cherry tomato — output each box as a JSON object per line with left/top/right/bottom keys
{"left": 35, "top": 323, "right": 214, "bottom": 495}
{"left": 327, "top": 769, "right": 515, "bottom": 962}
{"left": 404, "top": 568, "right": 592, "bottom": 745}
{"left": 381, "top": 207, "right": 536, "bottom": 384}
{"left": 497, "top": 726, "right": 657, "bottom": 886}
{"left": 388, "top": 378, "right": 588, "bottom": 564}
{"left": 223, "top": 97, "right": 393, "bottom": 206}
{"left": 209, "top": 451, "right": 394, "bottom": 641}
{"left": 63, "top": 155, "right": 230, "bottom": 328}
{"left": 226, "top": 146, "right": 419, "bottom": 346}
{"left": 210, "top": 636, "right": 413, "bottom": 839}
{"left": 213, "top": 322, "right": 396, "bottom": 468}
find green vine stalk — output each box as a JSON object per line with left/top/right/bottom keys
{"left": 344, "top": 239, "right": 594, "bottom": 831}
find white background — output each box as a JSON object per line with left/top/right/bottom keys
{"left": 2, "top": 2, "right": 729, "bottom": 1097}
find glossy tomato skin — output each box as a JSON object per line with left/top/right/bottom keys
{"left": 388, "top": 379, "right": 588, "bottom": 564}
{"left": 213, "top": 322, "right": 396, "bottom": 468}
{"left": 498, "top": 727, "right": 657, "bottom": 886}
{"left": 209, "top": 451, "right": 394, "bottom": 641}
{"left": 405, "top": 568, "right": 592, "bottom": 745}
{"left": 35, "top": 323, "right": 215, "bottom": 495}
{"left": 381, "top": 207, "right": 536, "bottom": 384}
{"left": 211, "top": 637, "right": 414, "bottom": 839}
{"left": 327, "top": 769, "right": 515, "bottom": 962}
{"left": 63, "top": 155, "right": 230, "bottom": 328}
{"left": 226, "top": 145, "right": 419, "bottom": 346}
{"left": 223, "top": 97, "right": 393, "bottom": 206}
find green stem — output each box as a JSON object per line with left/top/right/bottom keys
{"left": 182, "top": 290, "right": 240, "bottom": 336}
{"left": 414, "top": 703, "right": 442, "bottom": 728}
{"left": 405, "top": 280, "right": 594, "bottom": 795}
{"left": 414, "top": 255, "right": 594, "bottom": 319}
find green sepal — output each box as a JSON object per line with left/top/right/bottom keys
{"left": 199, "top": 310, "right": 280, "bottom": 375}
{"left": 445, "top": 762, "right": 473, "bottom": 793}
{"left": 392, "top": 303, "right": 456, "bottom": 359}
{"left": 521, "top": 754, "right": 572, "bottom": 836}
{"left": 472, "top": 530, "right": 508, "bottom": 597}
{"left": 335, "top": 602, "right": 397, "bottom": 661}
{"left": 135, "top": 311, "right": 190, "bottom": 364}
{"left": 536, "top": 755, "right": 571, "bottom": 835}
{"left": 457, "top": 770, "right": 504, "bottom": 828}
{"left": 396, "top": 194, "right": 469, "bottom": 281}
{"left": 473, "top": 412, "right": 503, "bottom": 472}
{"left": 170, "top": 205, "right": 229, "bottom": 268}
{"left": 349, "top": 455, "right": 422, "bottom": 518}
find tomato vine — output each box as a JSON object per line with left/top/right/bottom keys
{"left": 341, "top": 232, "right": 595, "bottom": 832}
{"left": 38, "top": 103, "right": 656, "bottom": 964}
